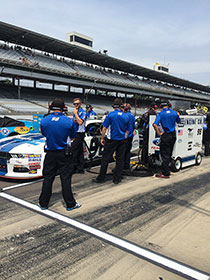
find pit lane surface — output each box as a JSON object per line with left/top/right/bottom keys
{"left": 0, "top": 159, "right": 210, "bottom": 279}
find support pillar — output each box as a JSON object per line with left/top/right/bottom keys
{"left": 124, "top": 93, "right": 127, "bottom": 103}
{"left": 134, "top": 95, "right": 137, "bottom": 116}
{"left": 17, "top": 78, "right": 21, "bottom": 99}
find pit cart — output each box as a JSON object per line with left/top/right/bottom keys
{"left": 148, "top": 115, "right": 204, "bottom": 171}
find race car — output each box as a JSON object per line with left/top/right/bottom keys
{"left": 0, "top": 115, "right": 41, "bottom": 139}
{"left": 0, "top": 119, "right": 139, "bottom": 179}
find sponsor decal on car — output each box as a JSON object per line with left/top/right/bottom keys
{"left": 29, "top": 169, "right": 38, "bottom": 174}
{"left": 0, "top": 128, "right": 10, "bottom": 136}
{"left": 153, "top": 138, "right": 160, "bottom": 146}
{"left": 14, "top": 127, "right": 30, "bottom": 134}
{"left": 26, "top": 154, "right": 42, "bottom": 161}
{"left": 28, "top": 163, "right": 41, "bottom": 169}
{"left": 151, "top": 146, "right": 160, "bottom": 150}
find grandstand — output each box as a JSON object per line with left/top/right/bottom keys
{"left": 0, "top": 21, "right": 210, "bottom": 116}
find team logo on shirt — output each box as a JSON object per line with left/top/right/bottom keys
{"left": 51, "top": 117, "right": 60, "bottom": 121}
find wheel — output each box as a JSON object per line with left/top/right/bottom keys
{"left": 148, "top": 155, "right": 156, "bottom": 168}
{"left": 171, "top": 157, "right": 182, "bottom": 172}
{"left": 137, "top": 148, "right": 142, "bottom": 162}
{"left": 195, "top": 153, "right": 202, "bottom": 165}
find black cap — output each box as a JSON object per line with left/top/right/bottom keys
{"left": 50, "top": 98, "right": 65, "bottom": 110}
{"left": 86, "top": 104, "right": 92, "bottom": 109}
{"left": 112, "top": 98, "right": 123, "bottom": 108}
{"left": 150, "top": 102, "right": 158, "bottom": 109}
{"left": 160, "top": 100, "right": 171, "bottom": 108}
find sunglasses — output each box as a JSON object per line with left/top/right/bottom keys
{"left": 73, "top": 102, "right": 80, "bottom": 106}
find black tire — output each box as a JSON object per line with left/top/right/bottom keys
{"left": 171, "top": 157, "right": 182, "bottom": 172}
{"left": 137, "top": 148, "right": 142, "bottom": 162}
{"left": 195, "top": 153, "right": 202, "bottom": 165}
{"left": 148, "top": 155, "right": 156, "bottom": 168}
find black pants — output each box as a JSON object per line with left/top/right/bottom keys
{"left": 72, "top": 132, "right": 85, "bottom": 172}
{"left": 124, "top": 137, "right": 133, "bottom": 169}
{"left": 160, "top": 132, "right": 176, "bottom": 176}
{"left": 204, "top": 141, "right": 210, "bottom": 156}
{"left": 39, "top": 150, "right": 75, "bottom": 208}
{"left": 141, "top": 129, "right": 149, "bottom": 163}
{"left": 97, "top": 139, "right": 126, "bottom": 182}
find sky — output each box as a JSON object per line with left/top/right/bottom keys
{"left": 0, "top": 0, "right": 210, "bottom": 85}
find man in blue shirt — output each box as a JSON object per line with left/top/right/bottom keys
{"left": 122, "top": 103, "right": 136, "bottom": 170}
{"left": 93, "top": 98, "right": 129, "bottom": 184}
{"left": 39, "top": 98, "right": 80, "bottom": 211}
{"left": 86, "top": 104, "right": 97, "bottom": 119}
{"left": 72, "top": 98, "right": 87, "bottom": 173}
{"left": 153, "top": 101, "right": 180, "bottom": 178}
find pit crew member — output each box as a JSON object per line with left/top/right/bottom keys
{"left": 153, "top": 101, "right": 180, "bottom": 179}
{"left": 39, "top": 98, "right": 80, "bottom": 211}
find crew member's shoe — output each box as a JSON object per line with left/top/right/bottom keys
{"left": 66, "top": 202, "right": 81, "bottom": 211}
{"left": 92, "top": 177, "right": 105, "bottom": 183}
{"left": 38, "top": 203, "right": 48, "bottom": 210}
{"left": 73, "top": 169, "right": 85, "bottom": 174}
{"left": 113, "top": 178, "right": 122, "bottom": 184}
{"left": 155, "top": 173, "right": 170, "bottom": 179}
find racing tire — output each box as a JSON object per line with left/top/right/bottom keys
{"left": 195, "top": 153, "right": 202, "bottom": 165}
{"left": 171, "top": 157, "right": 182, "bottom": 172}
{"left": 137, "top": 148, "right": 142, "bottom": 162}
{"left": 148, "top": 155, "right": 156, "bottom": 168}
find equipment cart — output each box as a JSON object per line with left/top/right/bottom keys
{"left": 148, "top": 115, "right": 204, "bottom": 171}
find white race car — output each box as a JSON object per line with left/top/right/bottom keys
{"left": 0, "top": 119, "right": 139, "bottom": 179}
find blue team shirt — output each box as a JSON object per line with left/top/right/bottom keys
{"left": 73, "top": 107, "right": 87, "bottom": 132}
{"left": 103, "top": 109, "right": 129, "bottom": 140}
{"left": 153, "top": 108, "right": 180, "bottom": 133}
{"left": 127, "top": 111, "right": 136, "bottom": 138}
{"left": 41, "top": 112, "right": 76, "bottom": 150}
{"left": 87, "top": 109, "right": 97, "bottom": 118}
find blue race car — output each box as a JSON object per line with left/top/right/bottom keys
{"left": 0, "top": 114, "right": 43, "bottom": 139}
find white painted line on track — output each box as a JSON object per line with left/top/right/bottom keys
{"left": 0, "top": 191, "right": 209, "bottom": 280}
{"left": 1, "top": 178, "right": 44, "bottom": 191}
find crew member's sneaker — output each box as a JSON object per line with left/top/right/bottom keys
{"left": 155, "top": 173, "right": 170, "bottom": 179}
{"left": 38, "top": 203, "right": 48, "bottom": 210}
{"left": 113, "top": 178, "right": 122, "bottom": 184}
{"left": 92, "top": 178, "right": 105, "bottom": 183}
{"left": 73, "top": 169, "right": 85, "bottom": 174}
{"left": 66, "top": 202, "right": 81, "bottom": 211}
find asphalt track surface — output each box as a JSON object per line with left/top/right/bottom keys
{"left": 0, "top": 159, "right": 210, "bottom": 280}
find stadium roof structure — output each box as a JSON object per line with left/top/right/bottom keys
{"left": 0, "top": 20, "right": 210, "bottom": 94}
